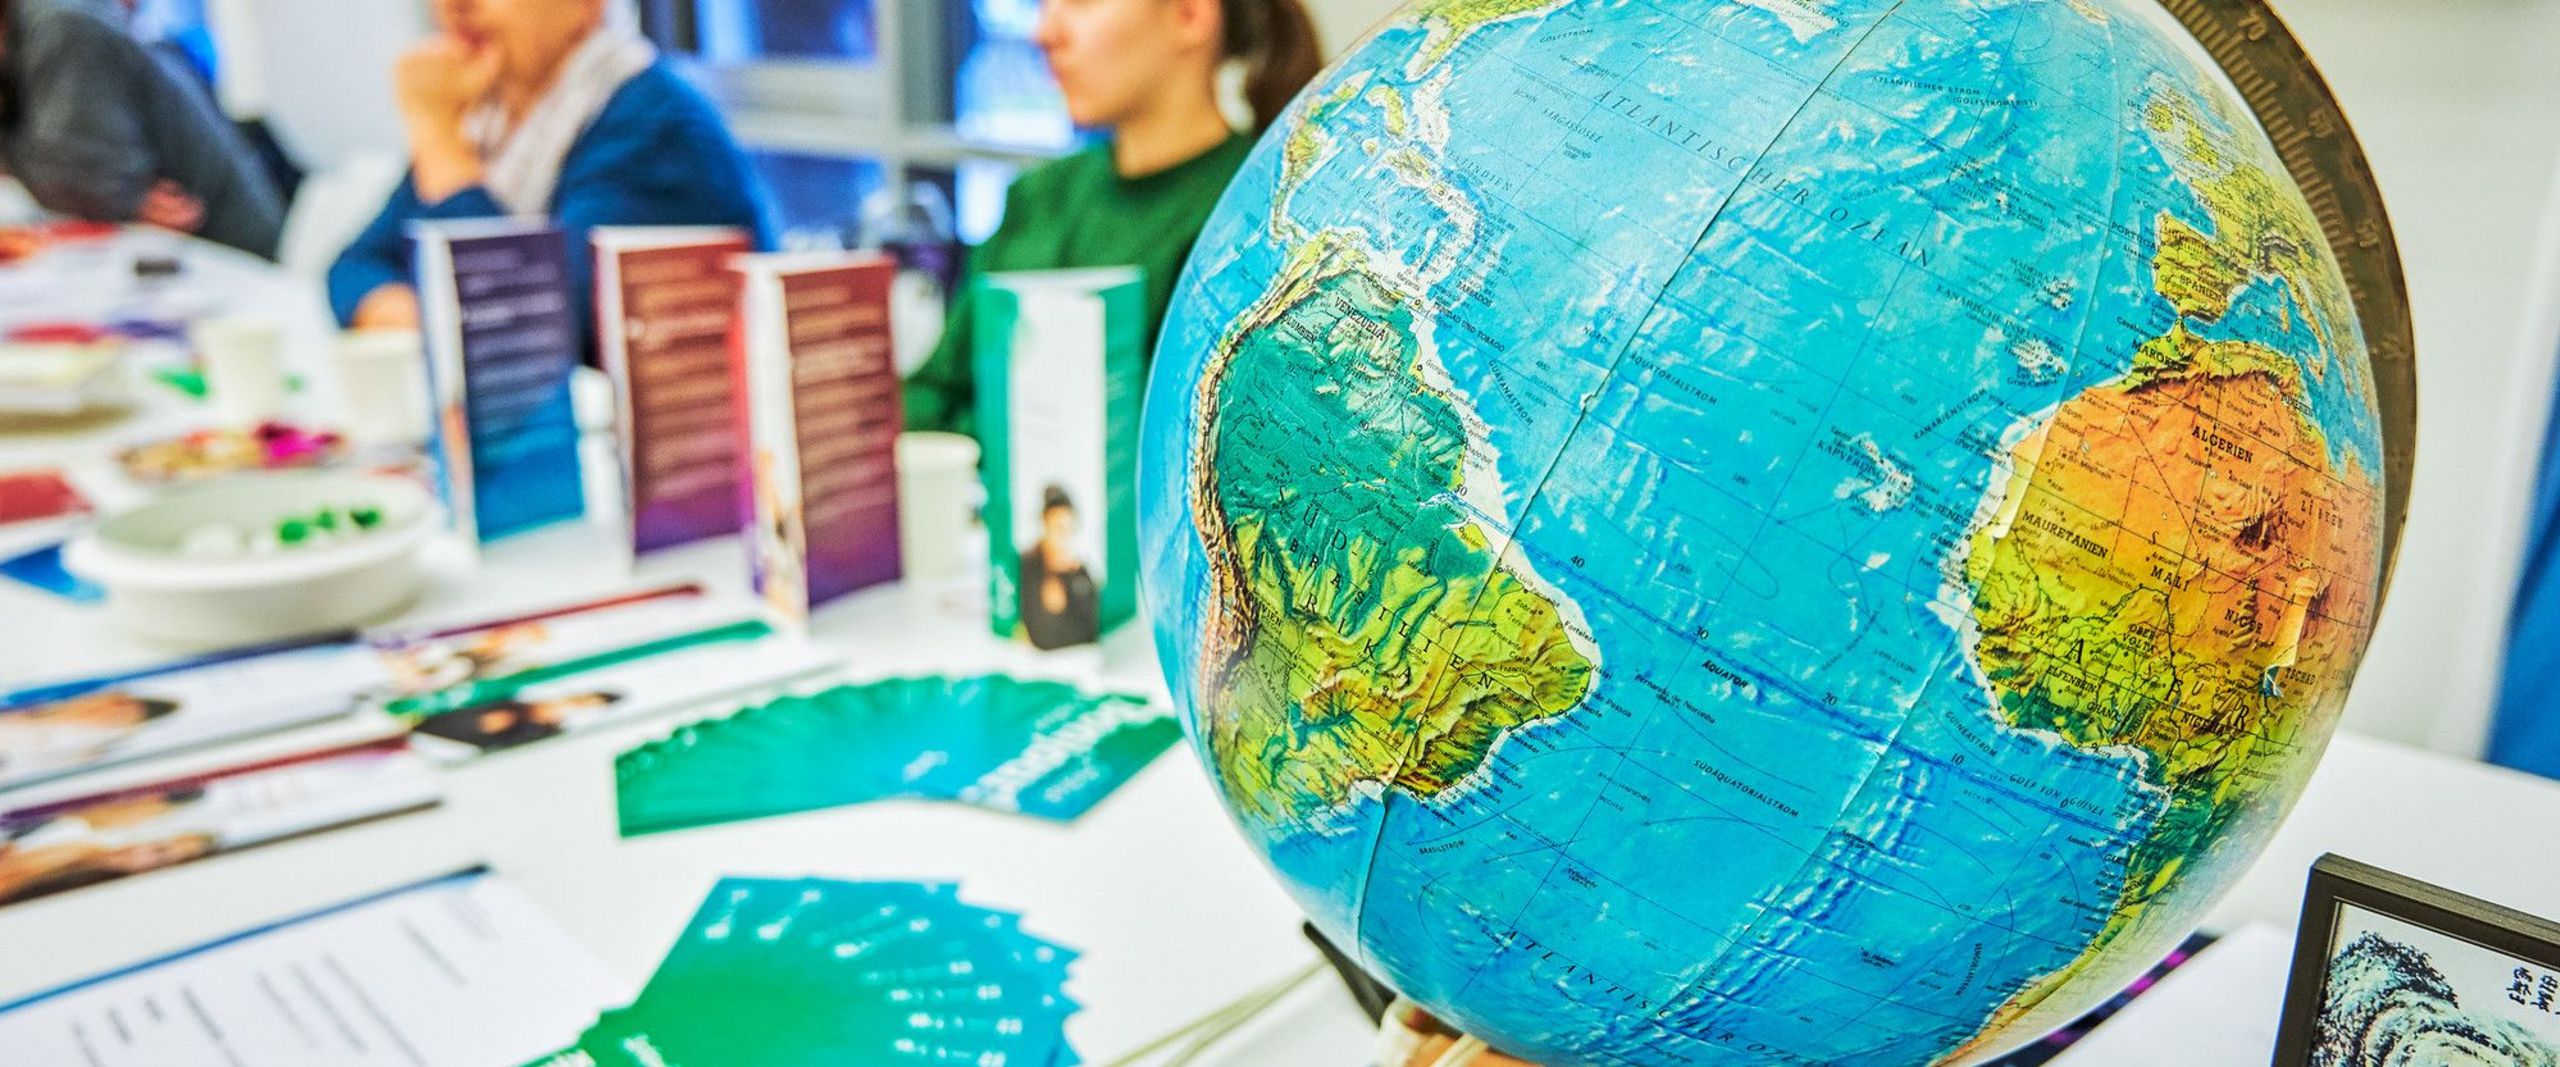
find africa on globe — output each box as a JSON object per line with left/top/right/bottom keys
{"left": 1138, "top": 0, "right": 2391, "bottom": 1062}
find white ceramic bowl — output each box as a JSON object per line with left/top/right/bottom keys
{"left": 65, "top": 470, "right": 440, "bottom": 648}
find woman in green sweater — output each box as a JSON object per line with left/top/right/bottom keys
{"left": 903, "top": 0, "right": 1323, "bottom": 436}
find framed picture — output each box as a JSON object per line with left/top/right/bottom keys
{"left": 2274, "top": 853, "right": 2560, "bottom": 1064}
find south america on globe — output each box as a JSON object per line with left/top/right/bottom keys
{"left": 1138, "top": 0, "right": 2392, "bottom": 1063}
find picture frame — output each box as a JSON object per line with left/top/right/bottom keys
{"left": 2273, "top": 853, "right": 2560, "bottom": 1065}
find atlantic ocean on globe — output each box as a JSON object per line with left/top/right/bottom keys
{"left": 1138, "top": 0, "right": 2389, "bottom": 1062}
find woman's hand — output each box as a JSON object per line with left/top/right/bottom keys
{"left": 352, "top": 284, "right": 423, "bottom": 330}
{"left": 1381, "top": 1002, "right": 1539, "bottom": 1066}
{"left": 393, "top": 37, "right": 499, "bottom": 201}
{"left": 394, "top": 37, "right": 500, "bottom": 131}
{"left": 1402, "top": 1033, "right": 1537, "bottom": 1066}
{"left": 136, "top": 180, "right": 205, "bottom": 234}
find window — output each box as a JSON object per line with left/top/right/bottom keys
{"left": 641, "top": 0, "right": 1071, "bottom": 256}
{"left": 751, "top": 151, "right": 892, "bottom": 248}
{"left": 951, "top": 0, "right": 1071, "bottom": 150}
{"left": 694, "top": 0, "right": 880, "bottom": 63}
{"left": 952, "top": 158, "right": 1016, "bottom": 245}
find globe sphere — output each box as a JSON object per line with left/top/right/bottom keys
{"left": 1141, "top": 0, "right": 2388, "bottom": 1062}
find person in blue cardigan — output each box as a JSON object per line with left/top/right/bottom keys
{"left": 2496, "top": 382, "right": 2560, "bottom": 777}
{"left": 329, "top": 0, "right": 769, "bottom": 339}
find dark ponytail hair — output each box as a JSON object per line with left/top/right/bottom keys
{"left": 1224, "top": 0, "right": 1322, "bottom": 132}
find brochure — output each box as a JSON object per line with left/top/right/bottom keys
{"left": 0, "top": 638, "right": 398, "bottom": 791}
{"left": 731, "top": 251, "right": 905, "bottom": 624}
{"left": 0, "top": 740, "right": 439, "bottom": 908}
{"left": 414, "top": 219, "right": 588, "bottom": 543}
{"left": 592, "top": 227, "right": 754, "bottom": 555}
{"left": 377, "top": 584, "right": 841, "bottom": 758}
{"left": 615, "top": 674, "right": 1180, "bottom": 835}
{"left": 973, "top": 268, "right": 1145, "bottom": 650}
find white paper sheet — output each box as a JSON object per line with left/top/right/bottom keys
{"left": 0, "top": 869, "right": 622, "bottom": 1066}
{"left": 2048, "top": 922, "right": 2290, "bottom": 1066}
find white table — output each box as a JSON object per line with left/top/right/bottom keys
{"left": 7, "top": 233, "right": 2560, "bottom": 1067}
{"left": 0, "top": 232, "right": 1327, "bottom": 1065}
{"left": 0, "top": 228, "right": 342, "bottom": 616}
{"left": 0, "top": 524, "right": 1329, "bottom": 1066}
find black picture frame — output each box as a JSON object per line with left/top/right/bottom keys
{"left": 2272, "top": 853, "right": 2560, "bottom": 1065}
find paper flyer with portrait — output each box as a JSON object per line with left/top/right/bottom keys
{"left": 974, "top": 267, "right": 1144, "bottom": 650}
{"left": 0, "top": 639, "right": 399, "bottom": 792}
{"left": 592, "top": 226, "right": 753, "bottom": 555}
{"left": 374, "top": 584, "right": 839, "bottom": 758}
{"left": 0, "top": 741, "right": 438, "bottom": 908}
{"left": 731, "top": 251, "right": 905, "bottom": 624}
{"left": 413, "top": 219, "right": 588, "bottom": 544}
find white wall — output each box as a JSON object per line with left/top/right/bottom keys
{"left": 212, "top": 0, "right": 427, "bottom": 169}
{"left": 1306, "top": 0, "right": 1398, "bottom": 54}
{"left": 2268, "top": 0, "right": 2560, "bottom": 755}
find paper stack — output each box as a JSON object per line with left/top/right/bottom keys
{"left": 613, "top": 674, "right": 1181, "bottom": 835}
{"left": 532, "top": 878, "right": 1080, "bottom": 1067}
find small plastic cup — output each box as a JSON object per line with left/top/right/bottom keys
{"left": 195, "top": 315, "right": 288, "bottom": 427}
{"left": 896, "top": 431, "right": 983, "bottom": 583}
{"left": 333, "top": 329, "right": 429, "bottom": 448}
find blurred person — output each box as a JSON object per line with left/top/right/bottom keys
{"left": 0, "top": 0, "right": 286, "bottom": 257}
{"left": 902, "top": 0, "right": 1322, "bottom": 435}
{"left": 328, "top": 0, "right": 768, "bottom": 348}
{"left": 2495, "top": 303, "right": 2560, "bottom": 776}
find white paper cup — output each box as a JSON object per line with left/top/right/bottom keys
{"left": 897, "top": 431, "right": 982, "bottom": 583}
{"left": 196, "top": 315, "right": 288, "bottom": 426}
{"left": 333, "top": 329, "right": 429, "bottom": 448}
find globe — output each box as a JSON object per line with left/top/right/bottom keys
{"left": 1138, "top": 0, "right": 2393, "bottom": 1062}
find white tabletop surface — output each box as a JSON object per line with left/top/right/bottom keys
{"left": 0, "top": 524, "right": 1328, "bottom": 1065}
{"left": 5, "top": 232, "right": 2560, "bottom": 1067}
{"left": 0, "top": 232, "right": 1323, "bottom": 1065}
